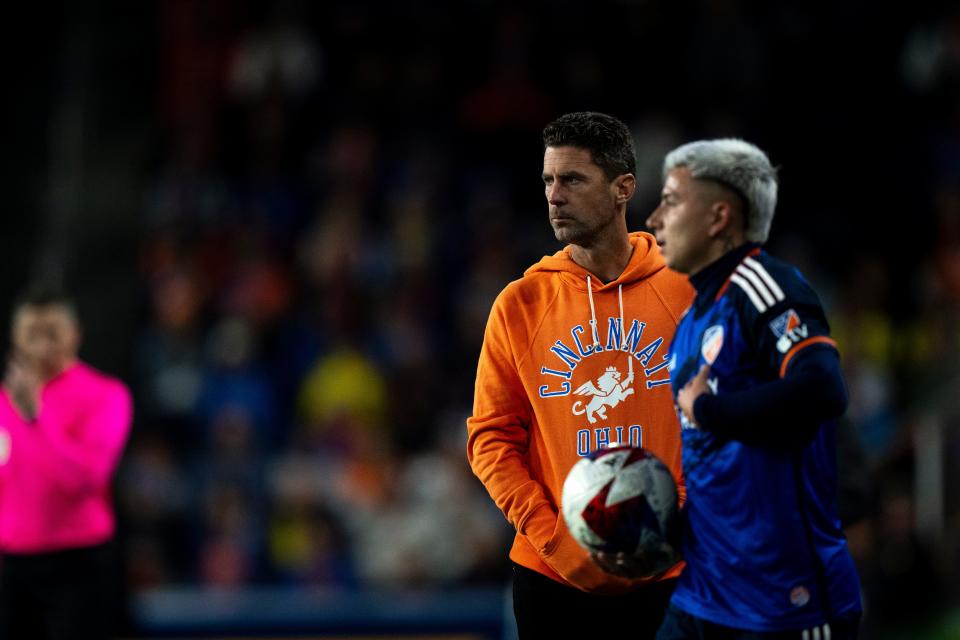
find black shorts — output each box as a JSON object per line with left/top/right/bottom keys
{"left": 512, "top": 562, "right": 676, "bottom": 639}
{"left": 0, "top": 542, "right": 118, "bottom": 640}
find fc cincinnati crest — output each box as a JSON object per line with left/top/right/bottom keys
{"left": 572, "top": 364, "right": 635, "bottom": 424}
{"left": 701, "top": 325, "right": 724, "bottom": 364}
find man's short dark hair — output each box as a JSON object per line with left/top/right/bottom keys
{"left": 12, "top": 281, "right": 79, "bottom": 322}
{"left": 542, "top": 112, "right": 637, "bottom": 181}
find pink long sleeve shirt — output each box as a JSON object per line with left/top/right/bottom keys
{"left": 0, "top": 361, "right": 132, "bottom": 554}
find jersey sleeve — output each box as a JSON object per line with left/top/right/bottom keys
{"left": 732, "top": 256, "right": 838, "bottom": 379}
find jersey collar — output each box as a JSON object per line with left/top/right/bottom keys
{"left": 689, "top": 243, "right": 762, "bottom": 310}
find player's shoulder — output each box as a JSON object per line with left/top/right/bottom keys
{"left": 725, "top": 249, "right": 819, "bottom": 318}
{"left": 748, "top": 251, "right": 812, "bottom": 292}
{"left": 751, "top": 251, "right": 824, "bottom": 310}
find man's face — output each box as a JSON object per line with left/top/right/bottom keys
{"left": 11, "top": 304, "right": 81, "bottom": 378}
{"left": 543, "top": 146, "right": 622, "bottom": 246}
{"left": 645, "top": 167, "right": 718, "bottom": 275}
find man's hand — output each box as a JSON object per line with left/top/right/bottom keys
{"left": 591, "top": 550, "right": 659, "bottom": 579}
{"left": 677, "top": 364, "right": 711, "bottom": 428}
{"left": 5, "top": 355, "right": 42, "bottom": 421}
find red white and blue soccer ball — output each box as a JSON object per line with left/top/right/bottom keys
{"left": 562, "top": 445, "right": 680, "bottom": 574}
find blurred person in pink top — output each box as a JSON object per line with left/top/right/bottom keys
{"left": 0, "top": 284, "right": 132, "bottom": 640}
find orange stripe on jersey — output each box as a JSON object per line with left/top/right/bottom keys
{"left": 715, "top": 247, "right": 763, "bottom": 301}
{"left": 779, "top": 336, "right": 838, "bottom": 378}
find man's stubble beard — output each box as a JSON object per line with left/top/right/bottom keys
{"left": 553, "top": 223, "right": 589, "bottom": 245}
{"left": 551, "top": 209, "right": 617, "bottom": 247}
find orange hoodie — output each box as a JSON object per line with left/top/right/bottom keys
{"left": 467, "top": 231, "right": 694, "bottom": 594}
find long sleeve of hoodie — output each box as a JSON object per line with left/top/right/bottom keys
{"left": 467, "top": 295, "right": 558, "bottom": 552}
{"left": 0, "top": 362, "right": 133, "bottom": 553}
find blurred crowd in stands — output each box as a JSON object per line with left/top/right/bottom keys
{"left": 86, "top": 1, "right": 960, "bottom": 636}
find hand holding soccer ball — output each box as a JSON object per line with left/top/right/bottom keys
{"left": 561, "top": 445, "right": 681, "bottom": 579}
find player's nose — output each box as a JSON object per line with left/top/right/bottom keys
{"left": 646, "top": 207, "right": 662, "bottom": 229}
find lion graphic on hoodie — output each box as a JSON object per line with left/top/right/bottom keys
{"left": 571, "top": 365, "right": 635, "bottom": 424}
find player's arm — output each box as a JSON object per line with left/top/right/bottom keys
{"left": 466, "top": 292, "right": 556, "bottom": 553}
{"left": 683, "top": 265, "right": 847, "bottom": 448}
{"left": 690, "top": 345, "right": 846, "bottom": 447}
{"left": 12, "top": 379, "right": 132, "bottom": 495}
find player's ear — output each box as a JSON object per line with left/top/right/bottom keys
{"left": 614, "top": 173, "right": 636, "bottom": 204}
{"left": 707, "top": 201, "right": 735, "bottom": 238}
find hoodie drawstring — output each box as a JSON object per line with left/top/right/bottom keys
{"left": 585, "top": 277, "right": 628, "bottom": 353}
{"left": 586, "top": 275, "right": 601, "bottom": 349}
{"left": 617, "top": 284, "right": 625, "bottom": 352}
{"left": 620, "top": 283, "right": 633, "bottom": 377}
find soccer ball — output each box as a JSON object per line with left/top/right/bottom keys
{"left": 561, "top": 445, "right": 680, "bottom": 575}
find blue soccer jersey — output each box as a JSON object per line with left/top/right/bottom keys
{"left": 667, "top": 244, "right": 862, "bottom": 631}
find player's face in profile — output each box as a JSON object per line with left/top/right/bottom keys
{"left": 11, "top": 305, "right": 81, "bottom": 378}
{"left": 646, "top": 167, "right": 717, "bottom": 275}
{"left": 543, "top": 146, "right": 621, "bottom": 245}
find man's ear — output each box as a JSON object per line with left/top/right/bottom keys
{"left": 614, "top": 174, "right": 636, "bottom": 204}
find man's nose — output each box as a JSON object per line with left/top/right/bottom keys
{"left": 547, "top": 183, "right": 566, "bottom": 205}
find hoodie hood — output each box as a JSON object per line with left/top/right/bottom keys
{"left": 524, "top": 231, "right": 667, "bottom": 290}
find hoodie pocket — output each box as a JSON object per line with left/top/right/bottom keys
{"left": 541, "top": 510, "right": 568, "bottom": 556}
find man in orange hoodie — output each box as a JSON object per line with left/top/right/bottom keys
{"left": 467, "top": 112, "right": 694, "bottom": 638}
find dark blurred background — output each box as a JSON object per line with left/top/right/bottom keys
{"left": 2, "top": 1, "right": 959, "bottom": 638}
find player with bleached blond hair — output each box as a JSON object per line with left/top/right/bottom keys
{"left": 646, "top": 139, "right": 862, "bottom": 639}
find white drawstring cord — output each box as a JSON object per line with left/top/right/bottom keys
{"left": 617, "top": 284, "right": 625, "bottom": 351}
{"left": 622, "top": 284, "right": 634, "bottom": 376}
{"left": 586, "top": 275, "right": 601, "bottom": 348}
{"left": 587, "top": 279, "right": 629, "bottom": 370}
